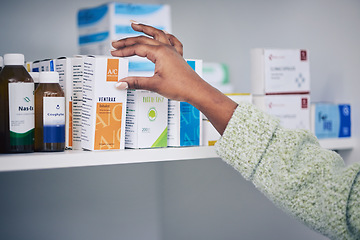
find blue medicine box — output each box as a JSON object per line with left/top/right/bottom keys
{"left": 312, "top": 103, "right": 351, "bottom": 139}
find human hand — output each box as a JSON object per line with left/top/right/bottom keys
{"left": 111, "top": 22, "right": 238, "bottom": 135}
{"left": 111, "top": 21, "right": 205, "bottom": 103}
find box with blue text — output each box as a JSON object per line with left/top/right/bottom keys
{"left": 311, "top": 103, "right": 351, "bottom": 139}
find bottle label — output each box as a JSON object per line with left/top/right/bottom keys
{"left": 43, "top": 97, "right": 65, "bottom": 143}
{"left": 8, "top": 83, "right": 35, "bottom": 146}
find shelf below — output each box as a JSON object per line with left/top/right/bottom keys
{"left": 0, "top": 146, "right": 219, "bottom": 172}
{"left": 318, "top": 138, "right": 357, "bottom": 150}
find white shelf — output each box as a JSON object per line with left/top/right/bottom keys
{"left": 0, "top": 146, "right": 219, "bottom": 172}
{"left": 319, "top": 138, "right": 357, "bottom": 150}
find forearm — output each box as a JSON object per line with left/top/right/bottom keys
{"left": 184, "top": 75, "right": 238, "bottom": 135}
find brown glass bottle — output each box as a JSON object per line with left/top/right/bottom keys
{"left": 35, "top": 72, "right": 65, "bottom": 152}
{"left": 0, "top": 54, "right": 34, "bottom": 153}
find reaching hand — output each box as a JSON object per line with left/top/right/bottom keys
{"left": 111, "top": 22, "right": 238, "bottom": 135}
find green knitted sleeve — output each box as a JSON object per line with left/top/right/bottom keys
{"left": 215, "top": 103, "right": 360, "bottom": 240}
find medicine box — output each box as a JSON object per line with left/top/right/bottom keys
{"left": 71, "top": 55, "right": 86, "bottom": 150}
{"left": 202, "top": 62, "right": 234, "bottom": 93}
{"left": 251, "top": 49, "right": 310, "bottom": 95}
{"left": 40, "top": 59, "right": 55, "bottom": 72}
{"left": 55, "top": 57, "right": 73, "bottom": 149}
{"left": 253, "top": 94, "right": 310, "bottom": 130}
{"left": 202, "top": 93, "right": 252, "bottom": 146}
{"left": 125, "top": 90, "right": 168, "bottom": 149}
{"left": 77, "top": 3, "right": 171, "bottom": 75}
{"left": 311, "top": 103, "right": 351, "bottom": 139}
{"left": 168, "top": 59, "right": 203, "bottom": 147}
{"left": 82, "top": 55, "right": 128, "bottom": 151}
{"left": 32, "top": 60, "right": 40, "bottom": 72}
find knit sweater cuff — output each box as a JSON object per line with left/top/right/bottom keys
{"left": 215, "top": 103, "right": 279, "bottom": 180}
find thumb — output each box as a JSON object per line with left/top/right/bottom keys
{"left": 114, "top": 76, "right": 153, "bottom": 91}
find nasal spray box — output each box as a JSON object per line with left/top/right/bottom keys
{"left": 311, "top": 103, "right": 351, "bottom": 139}
{"left": 82, "top": 55, "right": 128, "bottom": 151}
{"left": 251, "top": 49, "right": 310, "bottom": 95}
{"left": 168, "top": 59, "right": 203, "bottom": 147}
{"left": 253, "top": 94, "right": 310, "bottom": 130}
{"left": 55, "top": 57, "right": 73, "bottom": 149}
{"left": 71, "top": 55, "right": 86, "bottom": 150}
{"left": 125, "top": 90, "right": 168, "bottom": 149}
{"left": 202, "top": 93, "right": 252, "bottom": 146}
{"left": 77, "top": 3, "right": 171, "bottom": 76}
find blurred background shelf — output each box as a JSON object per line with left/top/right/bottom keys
{"left": 318, "top": 138, "right": 357, "bottom": 150}
{"left": 0, "top": 146, "right": 219, "bottom": 172}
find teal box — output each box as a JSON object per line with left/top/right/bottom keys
{"left": 311, "top": 103, "right": 351, "bottom": 139}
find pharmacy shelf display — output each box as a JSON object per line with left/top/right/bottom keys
{"left": 0, "top": 146, "right": 219, "bottom": 172}
{"left": 0, "top": 138, "right": 355, "bottom": 172}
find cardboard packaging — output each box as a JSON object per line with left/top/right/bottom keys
{"left": 202, "top": 93, "right": 252, "bottom": 146}
{"left": 55, "top": 57, "right": 74, "bottom": 149}
{"left": 82, "top": 55, "right": 128, "bottom": 151}
{"left": 125, "top": 90, "right": 168, "bottom": 149}
{"left": 202, "top": 62, "right": 234, "bottom": 93}
{"left": 40, "top": 59, "right": 55, "bottom": 72}
{"left": 311, "top": 103, "right": 351, "bottom": 139}
{"left": 168, "top": 59, "right": 203, "bottom": 147}
{"left": 253, "top": 94, "right": 310, "bottom": 130}
{"left": 77, "top": 3, "right": 171, "bottom": 76}
{"left": 251, "top": 48, "right": 310, "bottom": 95}
{"left": 71, "top": 55, "right": 86, "bottom": 150}
{"left": 32, "top": 60, "right": 40, "bottom": 72}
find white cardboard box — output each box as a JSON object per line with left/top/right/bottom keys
{"left": 55, "top": 57, "right": 73, "bottom": 149}
{"left": 253, "top": 94, "right": 310, "bottom": 130}
{"left": 168, "top": 59, "right": 203, "bottom": 147}
{"left": 251, "top": 48, "right": 310, "bottom": 95}
{"left": 81, "top": 55, "right": 128, "bottom": 150}
{"left": 125, "top": 90, "right": 168, "bottom": 149}
{"left": 77, "top": 3, "right": 171, "bottom": 76}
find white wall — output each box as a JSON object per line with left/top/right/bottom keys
{"left": 0, "top": 0, "right": 359, "bottom": 240}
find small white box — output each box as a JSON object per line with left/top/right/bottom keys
{"left": 40, "top": 59, "right": 56, "bottom": 72}
{"left": 168, "top": 59, "right": 203, "bottom": 147}
{"left": 251, "top": 48, "right": 310, "bottom": 95}
{"left": 253, "top": 94, "right": 310, "bottom": 130}
{"left": 55, "top": 57, "right": 74, "bottom": 149}
{"left": 32, "top": 60, "right": 40, "bottom": 72}
{"left": 202, "top": 62, "right": 235, "bottom": 93}
{"left": 125, "top": 90, "right": 168, "bottom": 149}
{"left": 71, "top": 55, "right": 86, "bottom": 150}
{"left": 202, "top": 93, "right": 253, "bottom": 146}
{"left": 82, "top": 55, "right": 128, "bottom": 151}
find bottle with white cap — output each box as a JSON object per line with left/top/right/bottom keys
{"left": 34, "top": 71, "right": 65, "bottom": 152}
{"left": 0, "top": 53, "right": 34, "bottom": 153}
{"left": 0, "top": 56, "right": 3, "bottom": 71}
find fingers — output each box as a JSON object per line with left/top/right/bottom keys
{"left": 114, "top": 76, "right": 154, "bottom": 91}
{"left": 112, "top": 35, "right": 161, "bottom": 50}
{"left": 130, "top": 21, "right": 170, "bottom": 45}
{"left": 111, "top": 44, "right": 157, "bottom": 63}
{"left": 166, "top": 33, "right": 183, "bottom": 56}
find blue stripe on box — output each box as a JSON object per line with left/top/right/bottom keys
{"left": 43, "top": 125, "right": 65, "bottom": 143}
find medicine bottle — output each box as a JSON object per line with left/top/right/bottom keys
{"left": 0, "top": 56, "right": 3, "bottom": 71}
{"left": 34, "top": 72, "right": 65, "bottom": 152}
{"left": 29, "top": 72, "right": 40, "bottom": 90}
{"left": 0, "top": 53, "right": 34, "bottom": 153}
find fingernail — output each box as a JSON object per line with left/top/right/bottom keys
{"left": 130, "top": 20, "right": 140, "bottom": 25}
{"left": 163, "top": 30, "right": 169, "bottom": 34}
{"left": 114, "top": 82, "right": 128, "bottom": 90}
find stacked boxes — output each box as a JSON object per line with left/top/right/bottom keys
{"left": 168, "top": 59, "right": 203, "bottom": 147}
{"left": 77, "top": 3, "right": 171, "bottom": 76}
{"left": 311, "top": 103, "right": 351, "bottom": 139}
{"left": 251, "top": 48, "right": 311, "bottom": 130}
{"left": 82, "top": 55, "right": 128, "bottom": 151}
{"left": 125, "top": 90, "right": 168, "bottom": 149}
